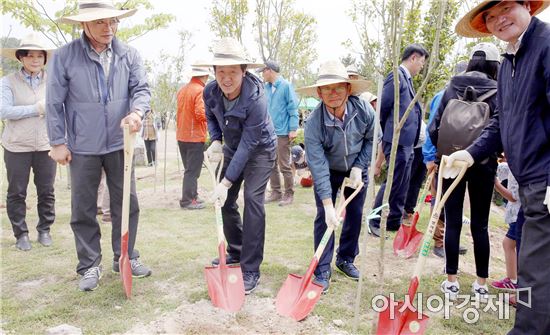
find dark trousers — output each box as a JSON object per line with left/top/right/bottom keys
{"left": 178, "top": 141, "right": 204, "bottom": 206}
{"left": 370, "top": 142, "right": 414, "bottom": 230}
{"left": 509, "top": 181, "right": 550, "bottom": 335}
{"left": 221, "top": 149, "right": 275, "bottom": 272}
{"left": 144, "top": 139, "right": 156, "bottom": 164}
{"left": 404, "top": 147, "right": 427, "bottom": 214}
{"left": 4, "top": 149, "right": 56, "bottom": 238}
{"left": 313, "top": 169, "right": 367, "bottom": 275}
{"left": 515, "top": 208, "right": 525, "bottom": 257}
{"left": 443, "top": 163, "right": 494, "bottom": 278}
{"left": 70, "top": 151, "right": 140, "bottom": 275}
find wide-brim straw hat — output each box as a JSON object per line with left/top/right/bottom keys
{"left": 1, "top": 33, "right": 54, "bottom": 62}
{"left": 346, "top": 64, "right": 364, "bottom": 78}
{"left": 296, "top": 60, "right": 371, "bottom": 97}
{"left": 189, "top": 66, "right": 211, "bottom": 77}
{"left": 455, "top": 1, "right": 549, "bottom": 37}
{"left": 192, "top": 37, "right": 264, "bottom": 69}
{"left": 59, "top": 0, "right": 137, "bottom": 24}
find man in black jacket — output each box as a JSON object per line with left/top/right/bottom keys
{"left": 450, "top": 2, "right": 550, "bottom": 334}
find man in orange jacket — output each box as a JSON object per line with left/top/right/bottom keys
{"left": 176, "top": 67, "right": 210, "bottom": 209}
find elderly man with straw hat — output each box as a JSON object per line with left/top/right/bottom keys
{"left": 1, "top": 33, "right": 56, "bottom": 251}
{"left": 176, "top": 66, "right": 211, "bottom": 210}
{"left": 197, "top": 38, "right": 277, "bottom": 294}
{"left": 47, "top": 0, "right": 152, "bottom": 292}
{"left": 298, "top": 60, "right": 374, "bottom": 293}
{"left": 446, "top": 1, "right": 550, "bottom": 334}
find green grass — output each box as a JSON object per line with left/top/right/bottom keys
{"left": 0, "top": 134, "right": 515, "bottom": 334}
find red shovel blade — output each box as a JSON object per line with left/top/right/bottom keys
{"left": 276, "top": 273, "right": 324, "bottom": 321}
{"left": 204, "top": 264, "right": 245, "bottom": 312}
{"left": 119, "top": 232, "right": 132, "bottom": 298}
{"left": 394, "top": 212, "right": 422, "bottom": 257}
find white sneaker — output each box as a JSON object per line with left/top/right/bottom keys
{"left": 472, "top": 280, "right": 489, "bottom": 303}
{"left": 441, "top": 280, "right": 460, "bottom": 301}
{"left": 462, "top": 216, "right": 471, "bottom": 225}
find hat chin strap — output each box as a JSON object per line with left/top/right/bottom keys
{"left": 325, "top": 97, "right": 348, "bottom": 119}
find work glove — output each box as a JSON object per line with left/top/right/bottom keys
{"left": 211, "top": 177, "right": 232, "bottom": 205}
{"left": 544, "top": 186, "right": 550, "bottom": 214}
{"left": 349, "top": 167, "right": 363, "bottom": 188}
{"left": 442, "top": 150, "right": 474, "bottom": 179}
{"left": 35, "top": 99, "right": 46, "bottom": 117}
{"left": 206, "top": 140, "right": 223, "bottom": 163}
{"left": 323, "top": 204, "right": 340, "bottom": 230}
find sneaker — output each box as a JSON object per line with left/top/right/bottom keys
{"left": 491, "top": 277, "right": 518, "bottom": 291}
{"left": 211, "top": 254, "right": 240, "bottom": 266}
{"left": 79, "top": 266, "right": 103, "bottom": 291}
{"left": 336, "top": 260, "right": 360, "bottom": 281}
{"left": 472, "top": 281, "right": 489, "bottom": 303}
{"left": 15, "top": 234, "right": 32, "bottom": 251}
{"left": 265, "top": 192, "right": 282, "bottom": 203}
{"left": 278, "top": 193, "right": 294, "bottom": 207}
{"left": 113, "top": 258, "right": 152, "bottom": 278}
{"left": 459, "top": 245, "right": 468, "bottom": 255}
{"left": 194, "top": 198, "right": 205, "bottom": 205}
{"left": 37, "top": 232, "right": 52, "bottom": 247}
{"left": 462, "top": 216, "right": 471, "bottom": 225}
{"left": 440, "top": 280, "right": 460, "bottom": 301}
{"left": 181, "top": 199, "right": 205, "bottom": 210}
{"left": 433, "top": 246, "right": 445, "bottom": 258}
{"left": 243, "top": 271, "right": 260, "bottom": 294}
{"left": 313, "top": 271, "right": 331, "bottom": 294}
{"left": 101, "top": 214, "right": 112, "bottom": 223}
{"left": 368, "top": 222, "right": 381, "bottom": 237}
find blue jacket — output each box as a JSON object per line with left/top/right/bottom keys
{"left": 46, "top": 34, "right": 150, "bottom": 154}
{"left": 380, "top": 66, "right": 422, "bottom": 147}
{"left": 204, "top": 72, "right": 276, "bottom": 183}
{"left": 422, "top": 90, "right": 443, "bottom": 164}
{"left": 304, "top": 95, "right": 375, "bottom": 200}
{"left": 468, "top": 17, "right": 550, "bottom": 186}
{"left": 265, "top": 76, "right": 299, "bottom": 135}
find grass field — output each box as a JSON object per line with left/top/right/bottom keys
{"left": 1, "top": 129, "right": 515, "bottom": 334}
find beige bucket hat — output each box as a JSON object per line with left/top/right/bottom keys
{"left": 455, "top": 0, "right": 549, "bottom": 37}
{"left": 192, "top": 37, "right": 263, "bottom": 69}
{"left": 1, "top": 33, "right": 54, "bottom": 62}
{"left": 59, "top": 0, "right": 137, "bottom": 24}
{"left": 296, "top": 60, "right": 371, "bottom": 97}
{"left": 189, "top": 66, "right": 211, "bottom": 77}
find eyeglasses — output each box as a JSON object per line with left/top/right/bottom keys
{"left": 91, "top": 18, "right": 120, "bottom": 27}
{"left": 319, "top": 84, "right": 348, "bottom": 94}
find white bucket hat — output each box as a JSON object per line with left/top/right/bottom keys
{"left": 192, "top": 37, "right": 263, "bottom": 69}
{"left": 1, "top": 33, "right": 54, "bottom": 63}
{"left": 296, "top": 60, "right": 371, "bottom": 97}
{"left": 189, "top": 66, "right": 211, "bottom": 78}
{"left": 59, "top": 0, "right": 137, "bottom": 24}
{"left": 346, "top": 64, "right": 363, "bottom": 78}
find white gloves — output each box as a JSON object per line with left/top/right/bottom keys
{"left": 349, "top": 167, "right": 363, "bottom": 188}
{"left": 544, "top": 186, "right": 550, "bottom": 214}
{"left": 323, "top": 204, "right": 340, "bottom": 230}
{"left": 35, "top": 99, "right": 46, "bottom": 117}
{"left": 211, "top": 177, "right": 232, "bottom": 204}
{"left": 206, "top": 140, "right": 223, "bottom": 163}
{"left": 442, "top": 150, "right": 474, "bottom": 179}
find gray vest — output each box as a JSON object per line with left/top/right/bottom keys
{"left": 1, "top": 71, "right": 50, "bottom": 152}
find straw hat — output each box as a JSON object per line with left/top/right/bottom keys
{"left": 296, "top": 60, "right": 371, "bottom": 97}
{"left": 59, "top": 0, "right": 137, "bottom": 24}
{"left": 346, "top": 64, "right": 363, "bottom": 78}
{"left": 1, "top": 33, "right": 54, "bottom": 62}
{"left": 455, "top": 1, "right": 549, "bottom": 37}
{"left": 189, "top": 66, "right": 211, "bottom": 77}
{"left": 360, "top": 91, "right": 377, "bottom": 103}
{"left": 192, "top": 37, "right": 263, "bottom": 68}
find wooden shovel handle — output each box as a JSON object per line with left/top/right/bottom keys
{"left": 121, "top": 125, "right": 135, "bottom": 235}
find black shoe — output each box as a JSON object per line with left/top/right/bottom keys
{"left": 15, "top": 234, "right": 31, "bottom": 251}
{"left": 243, "top": 271, "right": 260, "bottom": 294}
{"left": 211, "top": 254, "right": 240, "bottom": 266}
{"left": 433, "top": 246, "right": 445, "bottom": 258}
{"left": 37, "top": 232, "right": 52, "bottom": 247}
{"left": 336, "top": 260, "right": 360, "bottom": 281}
{"left": 459, "top": 245, "right": 468, "bottom": 255}
{"left": 313, "top": 271, "right": 331, "bottom": 294}
{"left": 368, "top": 222, "right": 380, "bottom": 237}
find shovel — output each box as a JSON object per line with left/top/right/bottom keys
{"left": 276, "top": 178, "right": 363, "bottom": 321}
{"left": 203, "top": 153, "right": 245, "bottom": 312}
{"left": 393, "top": 172, "right": 434, "bottom": 258}
{"left": 376, "top": 156, "right": 468, "bottom": 334}
{"left": 120, "top": 124, "right": 135, "bottom": 299}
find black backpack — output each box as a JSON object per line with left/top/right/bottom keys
{"left": 436, "top": 86, "right": 497, "bottom": 157}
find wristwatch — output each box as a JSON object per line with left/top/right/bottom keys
{"left": 132, "top": 109, "right": 144, "bottom": 119}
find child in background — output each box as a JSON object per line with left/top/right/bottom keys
{"left": 492, "top": 154, "right": 520, "bottom": 291}
{"left": 291, "top": 144, "right": 313, "bottom": 187}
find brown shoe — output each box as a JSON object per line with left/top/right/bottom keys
{"left": 265, "top": 192, "right": 282, "bottom": 203}
{"left": 278, "top": 193, "right": 294, "bottom": 206}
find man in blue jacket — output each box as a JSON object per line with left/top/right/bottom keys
{"left": 260, "top": 60, "right": 299, "bottom": 206}
{"left": 197, "top": 38, "right": 276, "bottom": 294}
{"left": 299, "top": 60, "right": 374, "bottom": 292}
{"left": 47, "top": 1, "right": 152, "bottom": 291}
{"left": 449, "top": 2, "right": 550, "bottom": 333}
{"left": 368, "top": 44, "right": 429, "bottom": 237}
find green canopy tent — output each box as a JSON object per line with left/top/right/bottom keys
{"left": 298, "top": 97, "right": 320, "bottom": 111}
